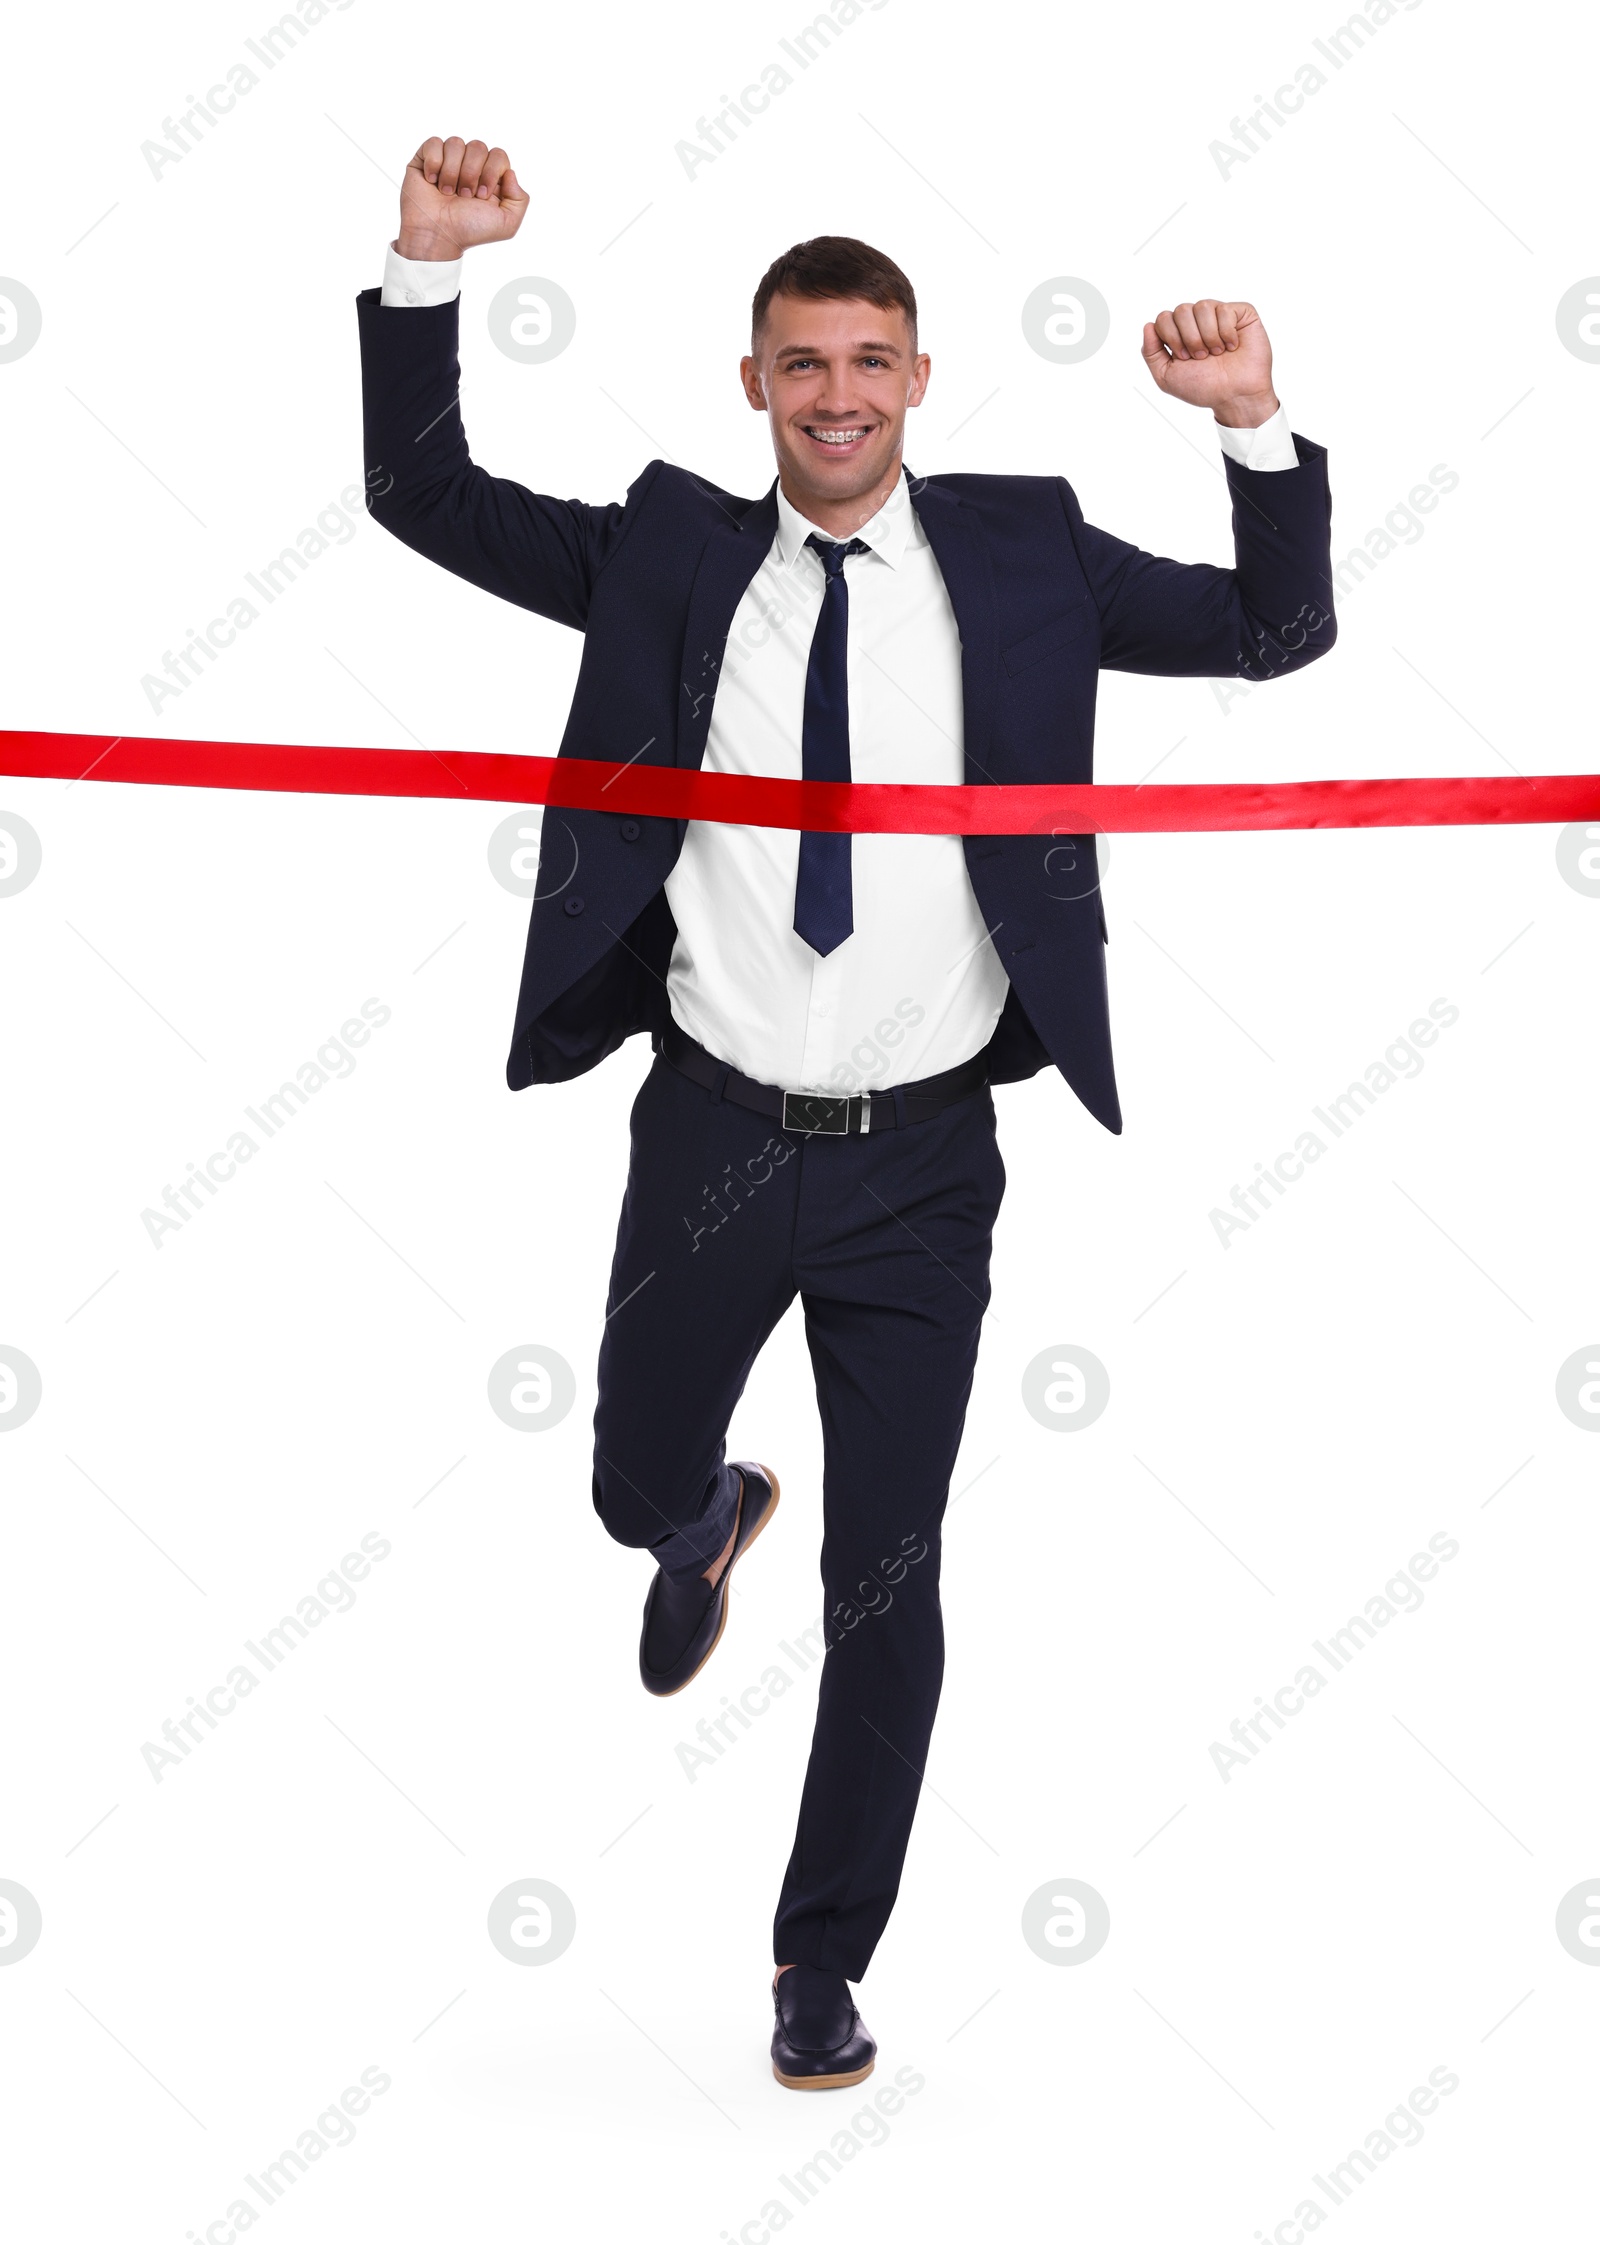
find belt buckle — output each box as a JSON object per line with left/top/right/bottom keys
{"left": 782, "top": 1090, "right": 852, "bottom": 1137}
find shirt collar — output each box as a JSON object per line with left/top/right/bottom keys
{"left": 774, "top": 465, "right": 914, "bottom": 573}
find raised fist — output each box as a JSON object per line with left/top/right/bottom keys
{"left": 396, "top": 138, "right": 528, "bottom": 261}
{"left": 1141, "top": 299, "right": 1278, "bottom": 427}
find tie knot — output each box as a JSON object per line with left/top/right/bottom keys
{"left": 807, "top": 532, "right": 869, "bottom": 580}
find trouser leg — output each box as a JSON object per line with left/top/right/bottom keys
{"left": 591, "top": 1057, "right": 799, "bottom": 1576}
{"left": 773, "top": 1091, "right": 1005, "bottom": 1978}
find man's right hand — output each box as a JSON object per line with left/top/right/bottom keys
{"left": 395, "top": 137, "right": 528, "bottom": 262}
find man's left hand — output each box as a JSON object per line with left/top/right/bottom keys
{"left": 1141, "top": 299, "right": 1279, "bottom": 428}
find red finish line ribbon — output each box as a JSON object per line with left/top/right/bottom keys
{"left": 3, "top": 730, "right": 1598, "bottom": 834}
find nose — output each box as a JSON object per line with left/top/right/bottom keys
{"left": 805, "top": 375, "right": 863, "bottom": 420}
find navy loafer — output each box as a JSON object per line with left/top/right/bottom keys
{"left": 638, "top": 1462, "right": 780, "bottom": 1698}
{"left": 770, "top": 1965, "right": 877, "bottom": 2090}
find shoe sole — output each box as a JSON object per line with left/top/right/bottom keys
{"left": 772, "top": 2058, "right": 876, "bottom": 2091}
{"left": 647, "top": 1464, "right": 781, "bottom": 1699}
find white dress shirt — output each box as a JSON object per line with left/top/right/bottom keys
{"left": 667, "top": 471, "right": 1009, "bottom": 1093}
{"left": 380, "top": 245, "right": 1299, "bottom": 1089}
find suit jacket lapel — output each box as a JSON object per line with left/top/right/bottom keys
{"left": 908, "top": 474, "right": 1000, "bottom": 786}
{"left": 675, "top": 484, "right": 780, "bottom": 769}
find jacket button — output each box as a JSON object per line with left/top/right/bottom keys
{"left": 619, "top": 818, "right": 641, "bottom": 842}
{"left": 563, "top": 895, "right": 585, "bottom": 917}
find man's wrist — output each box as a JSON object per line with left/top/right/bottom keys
{"left": 392, "top": 230, "right": 461, "bottom": 263}
{"left": 1212, "top": 390, "right": 1281, "bottom": 430}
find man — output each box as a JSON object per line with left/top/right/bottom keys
{"left": 357, "top": 134, "right": 1335, "bottom": 2090}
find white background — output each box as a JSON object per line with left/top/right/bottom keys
{"left": 2, "top": 1, "right": 1598, "bottom": 2239}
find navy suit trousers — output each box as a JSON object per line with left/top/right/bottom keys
{"left": 591, "top": 1053, "right": 1005, "bottom": 1978}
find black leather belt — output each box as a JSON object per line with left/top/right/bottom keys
{"left": 655, "top": 1017, "right": 989, "bottom": 1137}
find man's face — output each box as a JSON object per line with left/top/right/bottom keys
{"left": 741, "top": 293, "right": 930, "bottom": 515}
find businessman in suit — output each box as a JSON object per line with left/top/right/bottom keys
{"left": 358, "top": 134, "right": 1335, "bottom": 2089}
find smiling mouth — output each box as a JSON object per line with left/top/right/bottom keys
{"left": 800, "top": 424, "right": 873, "bottom": 449}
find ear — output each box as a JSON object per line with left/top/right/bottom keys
{"left": 739, "top": 354, "right": 768, "bottom": 412}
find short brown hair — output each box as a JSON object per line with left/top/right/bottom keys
{"left": 751, "top": 235, "right": 918, "bottom": 348}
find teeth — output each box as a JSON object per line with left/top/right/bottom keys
{"left": 807, "top": 428, "right": 867, "bottom": 445}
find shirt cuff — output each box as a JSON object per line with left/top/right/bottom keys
{"left": 1215, "top": 403, "right": 1297, "bottom": 472}
{"left": 380, "top": 241, "right": 463, "bottom": 308}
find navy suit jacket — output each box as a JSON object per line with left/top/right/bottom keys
{"left": 357, "top": 288, "right": 1336, "bottom": 1132}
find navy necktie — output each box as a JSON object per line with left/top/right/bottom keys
{"left": 794, "top": 532, "right": 869, "bottom": 957}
